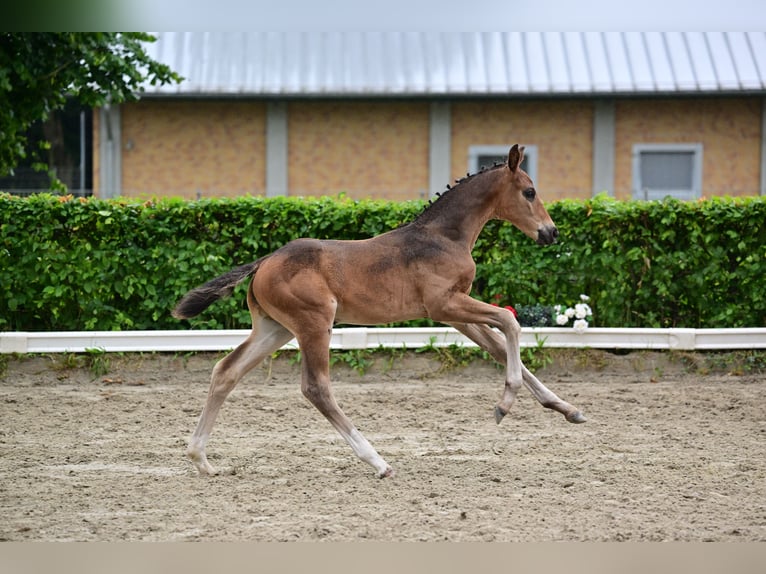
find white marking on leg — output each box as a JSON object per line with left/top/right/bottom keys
{"left": 336, "top": 426, "right": 393, "bottom": 478}
{"left": 498, "top": 311, "right": 524, "bottom": 414}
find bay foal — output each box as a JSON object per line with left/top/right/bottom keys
{"left": 173, "top": 145, "right": 586, "bottom": 478}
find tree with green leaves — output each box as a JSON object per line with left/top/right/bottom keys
{"left": 0, "top": 32, "right": 181, "bottom": 179}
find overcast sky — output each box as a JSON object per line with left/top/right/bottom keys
{"left": 129, "top": 0, "right": 766, "bottom": 31}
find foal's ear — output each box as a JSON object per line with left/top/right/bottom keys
{"left": 508, "top": 144, "right": 526, "bottom": 173}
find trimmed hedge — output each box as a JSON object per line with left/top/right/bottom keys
{"left": 1, "top": 192, "right": 764, "bottom": 331}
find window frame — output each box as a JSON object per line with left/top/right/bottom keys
{"left": 468, "top": 144, "right": 538, "bottom": 182}
{"left": 631, "top": 143, "right": 703, "bottom": 200}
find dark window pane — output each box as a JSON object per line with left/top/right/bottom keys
{"left": 640, "top": 151, "right": 694, "bottom": 190}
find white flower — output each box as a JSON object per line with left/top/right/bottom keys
{"left": 553, "top": 296, "right": 593, "bottom": 329}
{"left": 574, "top": 303, "right": 590, "bottom": 319}
{"left": 573, "top": 318, "right": 588, "bottom": 332}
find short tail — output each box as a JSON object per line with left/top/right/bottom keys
{"left": 171, "top": 259, "right": 265, "bottom": 320}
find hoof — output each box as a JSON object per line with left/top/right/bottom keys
{"left": 566, "top": 410, "right": 587, "bottom": 424}
{"left": 494, "top": 405, "right": 507, "bottom": 424}
{"left": 192, "top": 462, "right": 219, "bottom": 476}
{"left": 378, "top": 466, "right": 395, "bottom": 479}
{"left": 187, "top": 450, "right": 218, "bottom": 476}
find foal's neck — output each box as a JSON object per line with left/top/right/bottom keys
{"left": 413, "top": 171, "right": 498, "bottom": 250}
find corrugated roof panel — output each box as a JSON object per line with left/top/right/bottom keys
{"left": 707, "top": 32, "right": 739, "bottom": 89}
{"left": 390, "top": 33, "right": 410, "bottom": 93}
{"left": 727, "top": 32, "right": 761, "bottom": 90}
{"left": 381, "top": 34, "right": 398, "bottom": 93}
{"left": 443, "top": 33, "right": 468, "bottom": 93}
{"left": 336, "top": 33, "right": 352, "bottom": 92}
{"left": 279, "top": 33, "right": 300, "bottom": 93}
{"left": 623, "top": 33, "right": 655, "bottom": 91}
{"left": 358, "top": 32, "right": 381, "bottom": 93}
{"left": 141, "top": 32, "right": 766, "bottom": 97}
{"left": 524, "top": 32, "right": 550, "bottom": 92}
{"left": 543, "top": 32, "right": 570, "bottom": 92}
{"left": 214, "top": 33, "right": 232, "bottom": 90}
{"left": 562, "top": 32, "right": 590, "bottom": 92}
{"left": 601, "top": 32, "right": 631, "bottom": 92}
{"left": 685, "top": 32, "right": 718, "bottom": 91}
{"left": 663, "top": 33, "right": 697, "bottom": 91}
{"left": 584, "top": 33, "right": 612, "bottom": 92}
{"left": 261, "top": 32, "right": 283, "bottom": 93}
{"left": 182, "top": 32, "right": 205, "bottom": 92}
{"left": 228, "top": 33, "right": 248, "bottom": 93}
{"left": 241, "top": 33, "right": 262, "bottom": 92}
{"left": 746, "top": 32, "right": 766, "bottom": 85}
{"left": 199, "top": 33, "right": 217, "bottom": 92}
{"left": 464, "top": 33, "right": 489, "bottom": 93}
{"left": 352, "top": 33, "right": 371, "bottom": 92}
{"left": 322, "top": 33, "right": 343, "bottom": 93}
{"left": 421, "top": 32, "right": 446, "bottom": 93}
{"left": 505, "top": 33, "right": 529, "bottom": 93}
{"left": 644, "top": 32, "right": 676, "bottom": 92}
{"left": 343, "top": 33, "right": 362, "bottom": 92}
{"left": 401, "top": 33, "right": 425, "bottom": 93}
{"left": 207, "top": 34, "right": 225, "bottom": 90}
{"left": 343, "top": 32, "right": 362, "bottom": 92}
{"left": 483, "top": 32, "right": 509, "bottom": 93}
{"left": 304, "top": 33, "right": 325, "bottom": 93}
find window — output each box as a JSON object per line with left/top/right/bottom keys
{"left": 468, "top": 145, "right": 538, "bottom": 181}
{"left": 0, "top": 100, "right": 93, "bottom": 197}
{"left": 632, "top": 144, "right": 703, "bottom": 200}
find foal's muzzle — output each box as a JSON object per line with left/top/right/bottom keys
{"left": 536, "top": 225, "right": 559, "bottom": 246}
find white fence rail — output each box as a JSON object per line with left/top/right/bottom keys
{"left": 2, "top": 327, "right": 765, "bottom": 354}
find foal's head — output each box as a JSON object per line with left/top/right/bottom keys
{"left": 491, "top": 144, "right": 558, "bottom": 246}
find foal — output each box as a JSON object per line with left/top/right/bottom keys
{"left": 173, "top": 144, "right": 585, "bottom": 478}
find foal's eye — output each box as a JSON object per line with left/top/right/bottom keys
{"left": 522, "top": 188, "right": 536, "bottom": 201}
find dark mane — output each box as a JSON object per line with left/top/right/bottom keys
{"left": 411, "top": 162, "right": 506, "bottom": 225}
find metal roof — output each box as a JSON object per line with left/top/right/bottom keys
{"left": 142, "top": 32, "right": 766, "bottom": 97}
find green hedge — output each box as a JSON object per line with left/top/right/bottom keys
{"left": 1, "top": 192, "right": 764, "bottom": 331}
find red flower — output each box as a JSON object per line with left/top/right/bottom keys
{"left": 490, "top": 302, "right": 518, "bottom": 318}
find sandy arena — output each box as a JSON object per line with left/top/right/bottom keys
{"left": 1, "top": 349, "right": 764, "bottom": 541}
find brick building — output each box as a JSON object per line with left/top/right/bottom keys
{"left": 94, "top": 32, "right": 766, "bottom": 201}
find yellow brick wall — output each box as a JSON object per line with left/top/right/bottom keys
{"left": 451, "top": 100, "right": 594, "bottom": 201}
{"left": 614, "top": 98, "right": 762, "bottom": 199}
{"left": 96, "top": 97, "right": 763, "bottom": 201}
{"left": 116, "top": 100, "right": 267, "bottom": 199}
{"left": 287, "top": 101, "right": 430, "bottom": 200}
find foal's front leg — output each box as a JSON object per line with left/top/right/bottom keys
{"left": 430, "top": 295, "right": 527, "bottom": 420}
{"left": 448, "top": 322, "right": 586, "bottom": 423}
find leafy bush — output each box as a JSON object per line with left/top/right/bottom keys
{"left": 1, "top": 192, "right": 764, "bottom": 331}
{"left": 476, "top": 194, "right": 766, "bottom": 328}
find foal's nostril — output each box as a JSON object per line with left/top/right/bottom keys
{"left": 537, "top": 225, "right": 559, "bottom": 245}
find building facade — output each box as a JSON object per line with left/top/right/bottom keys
{"left": 94, "top": 32, "right": 766, "bottom": 201}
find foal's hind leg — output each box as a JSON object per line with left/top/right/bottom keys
{"left": 295, "top": 327, "right": 394, "bottom": 478}
{"left": 448, "top": 322, "right": 586, "bottom": 424}
{"left": 187, "top": 315, "right": 293, "bottom": 475}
